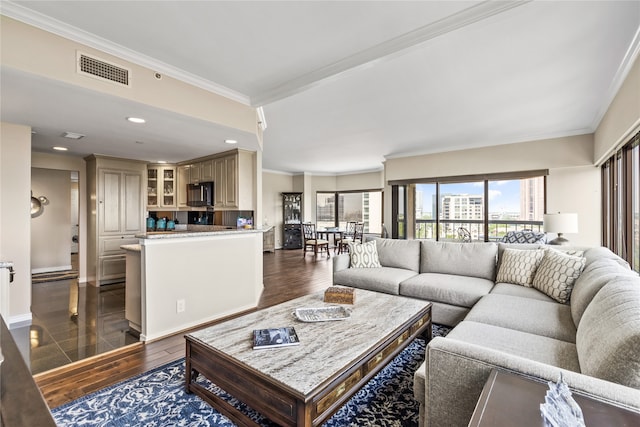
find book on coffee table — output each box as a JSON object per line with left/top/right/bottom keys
{"left": 252, "top": 326, "right": 300, "bottom": 349}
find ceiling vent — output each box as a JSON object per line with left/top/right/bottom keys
{"left": 77, "top": 52, "right": 130, "bottom": 87}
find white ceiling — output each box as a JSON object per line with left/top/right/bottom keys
{"left": 1, "top": 1, "right": 639, "bottom": 174}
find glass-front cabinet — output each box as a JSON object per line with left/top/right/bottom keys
{"left": 283, "top": 192, "right": 303, "bottom": 249}
{"left": 147, "top": 165, "right": 176, "bottom": 209}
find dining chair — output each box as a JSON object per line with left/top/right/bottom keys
{"left": 457, "top": 227, "right": 472, "bottom": 242}
{"left": 338, "top": 221, "right": 357, "bottom": 253}
{"left": 354, "top": 222, "right": 364, "bottom": 243}
{"left": 302, "top": 223, "right": 330, "bottom": 258}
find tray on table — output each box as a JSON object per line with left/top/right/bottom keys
{"left": 294, "top": 306, "right": 351, "bottom": 322}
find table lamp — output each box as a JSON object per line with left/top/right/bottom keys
{"left": 543, "top": 213, "right": 578, "bottom": 245}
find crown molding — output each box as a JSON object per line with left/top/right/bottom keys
{"left": 383, "top": 127, "right": 595, "bottom": 162}
{"left": 251, "top": 0, "right": 532, "bottom": 107}
{"left": 1, "top": 1, "right": 251, "bottom": 106}
{"left": 590, "top": 24, "right": 640, "bottom": 130}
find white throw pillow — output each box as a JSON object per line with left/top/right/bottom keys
{"left": 532, "top": 248, "right": 586, "bottom": 303}
{"left": 495, "top": 248, "right": 545, "bottom": 287}
{"left": 348, "top": 241, "right": 381, "bottom": 268}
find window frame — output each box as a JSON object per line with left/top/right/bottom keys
{"left": 316, "top": 189, "right": 383, "bottom": 234}
{"left": 390, "top": 170, "right": 548, "bottom": 242}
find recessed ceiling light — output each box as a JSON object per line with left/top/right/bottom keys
{"left": 127, "top": 117, "right": 146, "bottom": 124}
{"left": 61, "top": 131, "right": 85, "bottom": 139}
{"left": 157, "top": 160, "right": 167, "bottom": 164}
{"left": 53, "top": 146, "right": 68, "bottom": 151}
{"left": 225, "top": 139, "right": 237, "bottom": 144}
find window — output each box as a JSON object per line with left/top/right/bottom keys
{"left": 602, "top": 131, "right": 640, "bottom": 272}
{"left": 392, "top": 171, "right": 546, "bottom": 242}
{"left": 316, "top": 190, "right": 383, "bottom": 234}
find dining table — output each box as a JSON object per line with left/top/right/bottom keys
{"left": 317, "top": 227, "right": 344, "bottom": 254}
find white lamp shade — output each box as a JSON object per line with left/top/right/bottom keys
{"left": 543, "top": 213, "right": 578, "bottom": 234}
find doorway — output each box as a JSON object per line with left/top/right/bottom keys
{"left": 19, "top": 168, "right": 136, "bottom": 374}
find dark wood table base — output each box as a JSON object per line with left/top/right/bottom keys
{"left": 185, "top": 307, "right": 431, "bottom": 427}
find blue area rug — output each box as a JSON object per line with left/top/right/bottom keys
{"left": 51, "top": 324, "right": 450, "bottom": 427}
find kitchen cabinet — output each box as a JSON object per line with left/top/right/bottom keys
{"left": 213, "top": 150, "right": 253, "bottom": 210}
{"left": 189, "top": 163, "right": 201, "bottom": 184}
{"left": 147, "top": 165, "right": 176, "bottom": 208}
{"left": 201, "top": 159, "right": 214, "bottom": 181}
{"left": 263, "top": 226, "right": 275, "bottom": 252}
{"left": 177, "top": 165, "right": 190, "bottom": 208}
{"left": 86, "top": 155, "right": 145, "bottom": 286}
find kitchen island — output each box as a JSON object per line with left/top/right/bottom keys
{"left": 133, "top": 229, "right": 264, "bottom": 341}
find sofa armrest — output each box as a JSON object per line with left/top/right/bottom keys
{"left": 424, "top": 337, "right": 640, "bottom": 427}
{"left": 333, "top": 253, "right": 350, "bottom": 273}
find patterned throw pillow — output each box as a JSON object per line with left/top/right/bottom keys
{"left": 496, "top": 248, "right": 545, "bottom": 287}
{"left": 532, "top": 249, "right": 586, "bottom": 303}
{"left": 348, "top": 241, "right": 381, "bottom": 268}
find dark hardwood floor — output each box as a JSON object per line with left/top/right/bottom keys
{"left": 35, "top": 249, "right": 334, "bottom": 408}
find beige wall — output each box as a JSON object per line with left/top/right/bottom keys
{"left": 1, "top": 16, "right": 258, "bottom": 134}
{"left": 31, "top": 152, "right": 88, "bottom": 282}
{"left": 0, "top": 122, "right": 32, "bottom": 327}
{"left": 262, "top": 171, "right": 294, "bottom": 248}
{"left": 31, "top": 168, "right": 72, "bottom": 273}
{"left": 261, "top": 170, "right": 385, "bottom": 248}
{"left": 595, "top": 55, "right": 640, "bottom": 164}
{"left": 546, "top": 166, "right": 601, "bottom": 245}
{"left": 384, "top": 134, "right": 600, "bottom": 246}
{"left": 336, "top": 171, "right": 384, "bottom": 191}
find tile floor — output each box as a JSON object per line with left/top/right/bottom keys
{"left": 11, "top": 277, "right": 138, "bottom": 375}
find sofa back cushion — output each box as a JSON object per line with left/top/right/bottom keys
{"left": 583, "top": 246, "right": 631, "bottom": 269}
{"left": 570, "top": 257, "right": 636, "bottom": 327}
{"left": 576, "top": 276, "right": 640, "bottom": 389}
{"left": 369, "top": 237, "right": 421, "bottom": 272}
{"left": 420, "top": 241, "right": 497, "bottom": 280}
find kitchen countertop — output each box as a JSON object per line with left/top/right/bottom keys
{"left": 136, "top": 228, "right": 268, "bottom": 240}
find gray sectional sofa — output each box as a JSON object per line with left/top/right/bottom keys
{"left": 332, "top": 237, "right": 640, "bottom": 426}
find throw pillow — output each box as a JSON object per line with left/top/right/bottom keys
{"left": 348, "top": 241, "right": 381, "bottom": 268}
{"left": 495, "top": 248, "right": 545, "bottom": 287}
{"left": 532, "top": 249, "right": 586, "bottom": 303}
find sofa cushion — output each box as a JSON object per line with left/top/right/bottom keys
{"left": 399, "top": 273, "right": 494, "bottom": 308}
{"left": 445, "top": 321, "right": 581, "bottom": 372}
{"left": 369, "top": 237, "right": 421, "bottom": 272}
{"left": 420, "top": 241, "right": 497, "bottom": 280}
{"left": 490, "top": 282, "right": 556, "bottom": 302}
{"left": 576, "top": 277, "right": 640, "bottom": 389}
{"left": 495, "top": 248, "right": 545, "bottom": 286}
{"left": 465, "top": 294, "right": 577, "bottom": 343}
{"left": 570, "top": 257, "right": 636, "bottom": 327}
{"left": 347, "top": 240, "right": 381, "bottom": 268}
{"left": 333, "top": 267, "right": 418, "bottom": 295}
{"left": 532, "top": 249, "right": 586, "bottom": 303}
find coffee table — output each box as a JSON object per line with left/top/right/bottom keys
{"left": 185, "top": 289, "right": 432, "bottom": 426}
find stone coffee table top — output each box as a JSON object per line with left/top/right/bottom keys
{"left": 187, "top": 288, "right": 430, "bottom": 395}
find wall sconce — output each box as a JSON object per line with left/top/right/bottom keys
{"left": 30, "top": 191, "right": 49, "bottom": 218}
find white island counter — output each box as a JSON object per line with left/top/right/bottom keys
{"left": 134, "top": 229, "right": 264, "bottom": 341}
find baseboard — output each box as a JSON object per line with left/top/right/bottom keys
{"left": 31, "top": 265, "right": 73, "bottom": 274}
{"left": 8, "top": 312, "right": 32, "bottom": 329}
